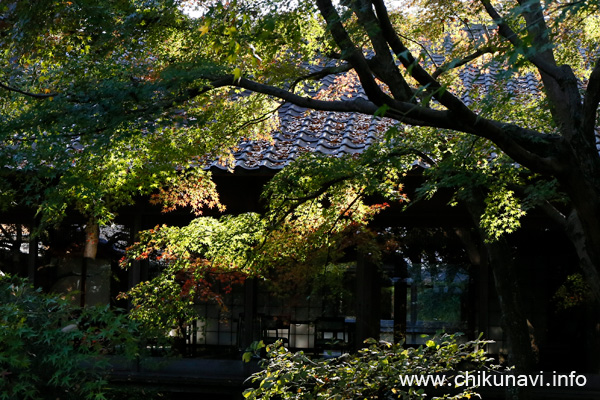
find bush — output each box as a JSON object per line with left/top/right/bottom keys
{"left": 0, "top": 274, "right": 138, "bottom": 400}
{"left": 244, "top": 334, "right": 500, "bottom": 399}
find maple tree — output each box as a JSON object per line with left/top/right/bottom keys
{"left": 120, "top": 149, "right": 406, "bottom": 336}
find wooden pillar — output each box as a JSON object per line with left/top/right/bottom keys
{"left": 393, "top": 257, "right": 407, "bottom": 344}
{"left": 27, "top": 220, "right": 38, "bottom": 285}
{"left": 12, "top": 224, "right": 22, "bottom": 276}
{"left": 455, "top": 227, "right": 488, "bottom": 338}
{"left": 355, "top": 253, "right": 381, "bottom": 348}
{"left": 128, "top": 214, "right": 143, "bottom": 291}
{"left": 478, "top": 255, "right": 490, "bottom": 339}
{"left": 410, "top": 282, "right": 418, "bottom": 327}
{"left": 241, "top": 278, "right": 258, "bottom": 350}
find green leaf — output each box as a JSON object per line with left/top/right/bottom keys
{"left": 232, "top": 67, "right": 242, "bottom": 81}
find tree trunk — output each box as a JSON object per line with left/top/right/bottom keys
{"left": 80, "top": 221, "right": 99, "bottom": 307}
{"left": 556, "top": 151, "right": 600, "bottom": 373}
{"left": 463, "top": 197, "right": 536, "bottom": 400}
{"left": 559, "top": 168, "right": 600, "bottom": 304}
{"left": 562, "top": 209, "right": 600, "bottom": 372}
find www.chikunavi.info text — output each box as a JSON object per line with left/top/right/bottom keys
{"left": 399, "top": 371, "right": 587, "bottom": 388}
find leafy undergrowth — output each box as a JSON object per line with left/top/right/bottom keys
{"left": 0, "top": 274, "right": 139, "bottom": 400}
{"left": 244, "top": 334, "right": 501, "bottom": 399}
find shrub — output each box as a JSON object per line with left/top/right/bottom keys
{"left": 244, "top": 334, "right": 500, "bottom": 399}
{"left": 0, "top": 274, "right": 138, "bottom": 400}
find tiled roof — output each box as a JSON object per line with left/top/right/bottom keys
{"left": 209, "top": 108, "right": 396, "bottom": 171}
{"left": 458, "top": 64, "right": 542, "bottom": 105}
{"left": 206, "top": 70, "right": 396, "bottom": 171}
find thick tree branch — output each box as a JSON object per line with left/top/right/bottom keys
{"left": 371, "top": 0, "right": 566, "bottom": 173}
{"left": 480, "top": 0, "right": 585, "bottom": 135}
{"left": 583, "top": 57, "right": 600, "bottom": 137}
{"left": 322, "top": 0, "right": 559, "bottom": 175}
{"left": 480, "top": 1, "right": 583, "bottom": 138}
{"left": 197, "top": 74, "right": 561, "bottom": 173}
{"left": 516, "top": 0, "right": 556, "bottom": 64}
{"left": 516, "top": 0, "right": 583, "bottom": 138}
{"left": 230, "top": 76, "right": 453, "bottom": 127}
{"left": 204, "top": 75, "right": 381, "bottom": 114}
{"left": 0, "top": 81, "right": 58, "bottom": 99}
{"left": 371, "top": 0, "right": 479, "bottom": 119}
{"left": 566, "top": 209, "right": 600, "bottom": 303}
{"left": 350, "top": 0, "right": 413, "bottom": 101}
{"left": 315, "top": 0, "right": 393, "bottom": 107}
{"left": 180, "top": 63, "right": 562, "bottom": 176}
{"left": 479, "top": 0, "right": 562, "bottom": 81}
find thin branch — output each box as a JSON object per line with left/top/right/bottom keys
{"left": 507, "top": 180, "right": 567, "bottom": 231}
{"left": 369, "top": 146, "right": 438, "bottom": 167}
{"left": 236, "top": 103, "right": 284, "bottom": 132}
{"left": 407, "top": 148, "right": 437, "bottom": 167}
{"left": 289, "top": 63, "right": 354, "bottom": 93}
{"left": 464, "top": 136, "right": 482, "bottom": 161}
{"left": 458, "top": 15, "right": 485, "bottom": 42}
{"left": 326, "top": 189, "right": 366, "bottom": 236}
{"left": 290, "top": 57, "right": 417, "bottom": 102}
{"left": 282, "top": 175, "right": 353, "bottom": 205}
{"left": 396, "top": 32, "right": 440, "bottom": 69}
{"left": 538, "top": 200, "right": 567, "bottom": 229}
{"left": 432, "top": 46, "right": 496, "bottom": 79}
